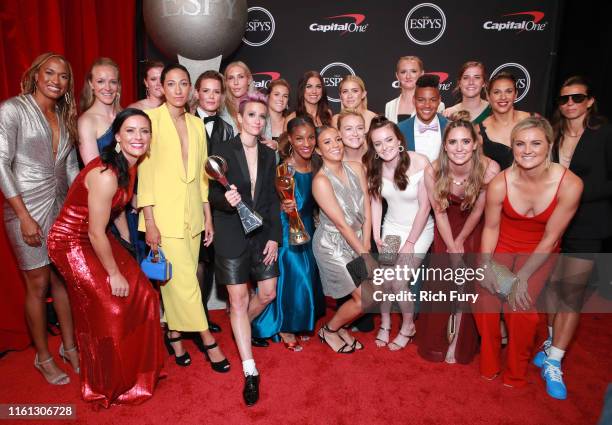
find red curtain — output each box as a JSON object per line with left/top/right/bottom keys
{"left": 0, "top": 0, "right": 136, "bottom": 352}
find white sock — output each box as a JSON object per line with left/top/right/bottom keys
{"left": 548, "top": 346, "right": 565, "bottom": 362}
{"left": 242, "top": 359, "right": 259, "bottom": 376}
{"left": 547, "top": 326, "right": 553, "bottom": 340}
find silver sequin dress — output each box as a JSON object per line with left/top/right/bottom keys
{"left": 312, "top": 162, "right": 365, "bottom": 299}
{"left": 0, "top": 94, "right": 78, "bottom": 270}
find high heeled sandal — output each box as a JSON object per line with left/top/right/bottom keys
{"left": 318, "top": 325, "right": 355, "bottom": 354}
{"left": 164, "top": 332, "right": 191, "bottom": 367}
{"left": 339, "top": 327, "right": 364, "bottom": 350}
{"left": 280, "top": 334, "right": 303, "bottom": 352}
{"left": 388, "top": 331, "right": 416, "bottom": 351}
{"left": 375, "top": 327, "right": 391, "bottom": 347}
{"left": 34, "top": 354, "right": 70, "bottom": 385}
{"left": 59, "top": 343, "right": 80, "bottom": 374}
{"left": 202, "top": 341, "right": 230, "bottom": 373}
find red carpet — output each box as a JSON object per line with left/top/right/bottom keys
{"left": 1, "top": 311, "right": 610, "bottom": 425}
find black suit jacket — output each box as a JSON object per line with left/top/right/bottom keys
{"left": 209, "top": 135, "right": 282, "bottom": 257}
{"left": 194, "top": 110, "right": 234, "bottom": 150}
{"left": 553, "top": 123, "right": 612, "bottom": 239}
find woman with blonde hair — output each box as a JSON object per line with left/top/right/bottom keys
{"left": 332, "top": 75, "right": 377, "bottom": 131}
{"left": 221, "top": 60, "right": 252, "bottom": 134}
{"left": 337, "top": 110, "right": 367, "bottom": 162}
{"left": 0, "top": 52, "right": 80, "bottom": 384}
{"left": 385, "top": 56, "right": 444, "bottom": 124}
{"left": 420, "top": 112, "right": 499, "bottom": 363}
{"left": 475, "top": 116, "right": 582, "bottom": 388}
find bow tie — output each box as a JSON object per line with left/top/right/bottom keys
{"left": 203, "top": 115, "right": 219, "bottom": 124}
{"left": 418, "top": 122, "right": 439, "bottom": 133}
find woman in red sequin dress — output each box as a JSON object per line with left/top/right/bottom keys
{"left": 48, "top": 109, "right": 164, "bottom": 407}
{"left": 475, "top": 116, "right": 582, "bottom": 388}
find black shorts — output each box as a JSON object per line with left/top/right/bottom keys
{"left": 561, "top": 237, "right": 603, "bottom": 260}
{"left": 214, "top": 240, "right": 279, "bottom": 285}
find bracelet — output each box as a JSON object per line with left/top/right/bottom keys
{"left": 405, "top": 240, "right": 416, "bottom": 245}
{"left": 144, "top": 218, "right": 154, "bottom": 221}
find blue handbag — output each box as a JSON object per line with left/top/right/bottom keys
{"left": 141, "top": 248, "right": 172, "bottom": 281}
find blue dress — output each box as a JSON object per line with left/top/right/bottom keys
{"left": 252, "top": 171, "right": 325, "bottom": 338}
{"left": 96, "top": 126, "right": 113, "bottom": 153}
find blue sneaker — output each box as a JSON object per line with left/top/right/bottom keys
{"left": 532, "top": 338, "right": 552, "bottom": 368}
{"left": 542, "top": 359, "right": 567, "bottom": 400}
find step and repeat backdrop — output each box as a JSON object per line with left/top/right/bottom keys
{"left": 139, "top": 0, "right": 560, "bottom": 115}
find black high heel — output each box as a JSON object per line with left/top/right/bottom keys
{"left": 164, "top": 331, "right": 191, "bottom": 367}
{"left": 202, "top": 341, "right": 230, "bottom": 373}
{"left": 317, "top": 324, "right": 355, "bottom": 354}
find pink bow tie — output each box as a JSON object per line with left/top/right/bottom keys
{"left": 418, "top": 122, "right": 439, "bottom": 133}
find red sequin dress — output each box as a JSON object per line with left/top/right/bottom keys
{"left": 48, "top": 157, "right": 164, "bottom": 408}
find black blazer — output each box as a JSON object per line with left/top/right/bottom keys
{"left": 208, "top": 135, "right": 282, "bottom": 257}
{"left": 194, "top": 110, "right": 234, "bottom": 150}
{"left": 553, "top": 123, "right": 612, "bottom": 239}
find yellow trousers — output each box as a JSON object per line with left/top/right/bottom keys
{"left": 160, "top": 225, "right": 208, "bottom": 332}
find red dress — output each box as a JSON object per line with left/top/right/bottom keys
{"left": 47, "top": 158, "right": 165, "bottom": 408}
{"left": 417, "top": 194, "right": 481, "bottom": 364}
{"left": 474, "top": 170, "right": 564, "bottom": 387}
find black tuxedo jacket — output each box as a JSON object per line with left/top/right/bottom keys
{"left": 209, "top": 135, "right": 282, "bottom": 257}
{"left": 553, "top": 123, "right": 612, "bottom": 239}
{"left": 194, "top": 110, "right": 234, "bottom": 150}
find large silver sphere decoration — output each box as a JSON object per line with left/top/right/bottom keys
{"left": 143, "top": 0, "right": 247, "bottom": 60}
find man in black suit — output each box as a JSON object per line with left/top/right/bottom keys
{"left": 192, "top": 70, "right": 235, "bottom": 335}
{"left": 208, "top": 93, "right": 281, "bottom": 406}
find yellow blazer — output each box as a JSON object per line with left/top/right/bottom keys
{"left": 138, "top": 104, "right": 209, "bottom": 238}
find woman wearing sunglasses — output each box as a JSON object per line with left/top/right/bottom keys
{"left": 532, "top": 76, "right": 612, "bottom": 400}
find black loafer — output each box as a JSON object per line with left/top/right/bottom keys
{"left": 208, "top": 321, "right": 222, "bottom": 333}
{"left": 243, "top": 374, "right": 260, "bottom": 406}
{"left": 251, "top": 337, "right": 269, "bottom": 348}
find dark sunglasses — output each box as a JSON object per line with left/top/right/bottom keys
{"left": 557, "top": 93, "right": 588, "bottom": 105}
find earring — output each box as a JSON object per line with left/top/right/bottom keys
{"left": 64, "top": 92, "right": 71, "bottom": 105}
{"left": 398, "top": 145, "right": 405, "bottom": 152}
{"left": 115, "top": 143, "right": 121, "bottom": 153}
{"left": 145, "top": 87, "right": 150, "bottom": 98}
{"left": 375, "top": 153, "right": 380, "bottom": 159}
{"left": 288, "top": 145, "right": 293, "bottom": 155}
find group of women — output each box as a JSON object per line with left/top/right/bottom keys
{"left": 0, "top": 51, "right": 609, "bottom": 409}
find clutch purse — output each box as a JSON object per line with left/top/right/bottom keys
{"left": 379, "top": 234, "right": 401, "bottom": 265}
{"left": 346, "top": 256, "right": 369, "bottom": 287}
{"left": 447, "top": 312, "right": 457, "bottom": 344}
{"left": 489, "top": 260, "right": 520, "bottom": 300}
{"left": 141, "top": 248, "right": 172, "bottom": 281}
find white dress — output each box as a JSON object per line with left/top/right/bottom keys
{"left": 380, "top": 169, "right": 434, "bottom": 257}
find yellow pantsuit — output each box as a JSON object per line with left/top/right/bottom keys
{"left": 138, "top": 104, "right": 209, "bottom": 332}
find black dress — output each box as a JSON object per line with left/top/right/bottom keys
{"left": 479, "top": 122, "right": 514, "bottom": 170}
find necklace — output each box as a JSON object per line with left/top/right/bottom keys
{"left": 452, "top": 178, "right": 466, "bottom": 186}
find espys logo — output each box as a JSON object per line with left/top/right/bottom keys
{"left": 320, "top": 62, "right": 356, "bottom": 103}
{"left": 309, "top": 14, "right": 368, "bottom": 35}
{"left": 252, "top": 72, "right": 281, "bottom": 89}
{"left": 391, "top": 72, "right": 452, "bottom": 91}
{"left": 483, "top": 11, "right": 548, "bottom": 32}
{"left": 242, "top": 7, "right": 275, "bottom": 47}
{"left": 404, "top": 3, "right": 446, "bottom": 45}
{"left": 490, "top": 63, "right": 531, "bottom": 102}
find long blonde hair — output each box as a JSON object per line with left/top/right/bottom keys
{"left": 433, "top": 113, "right": 486, "bottom": 211}
{"left": 339, "top": 75, "right": 368, "bottom": 111}
{"left": 80, "top": 57, "right": 122, "bottom": 113}
{"left": 223, "top": 61, "right": 252, "bottom": 127}
{"left": 20, "top": 52, "right": 78, "bottom": 144}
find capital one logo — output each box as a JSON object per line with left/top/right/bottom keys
{"left": 309, "top": 14, "right": 369, "bottom": 35}
{"left": 320, "top": 62, "right": 356, "bottom": 103}
{"left": 490, "top": 63, "right": 531, "bottom": 103}
{"left": 391, "top": 72, "right": 452, "bottom": 92}
{"left": 242, "top": 6, "right": 275, "bottom": 47}
{"left": 483, "top": 11, "right": 548, "bottom": 33}
{"left": 252, "top": 72, "right": 281, "bottom": 90}
{"left": 404, "top": 3, "right": 446, "bottom": 45}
